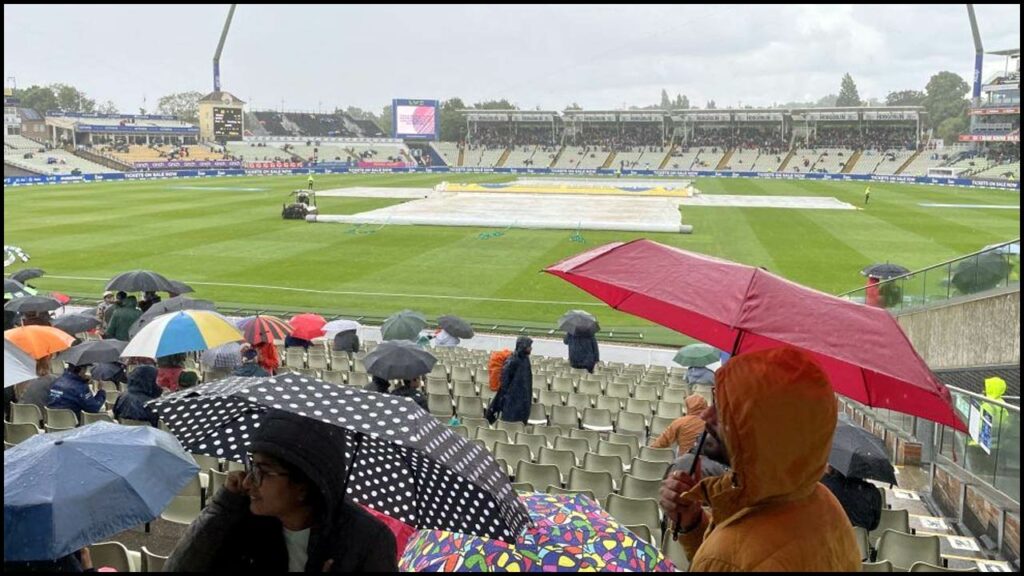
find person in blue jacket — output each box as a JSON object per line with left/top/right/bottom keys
{"left": 47, "top": 364, "right": 106, "bottom": 418}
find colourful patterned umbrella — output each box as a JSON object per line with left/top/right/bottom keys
{"left": 238, "top": 315, "right": 292, "bottom": 345}
{"left": 399, "top": 492, "right": 676, "bottom": 572}
{"left": 121, "top": 310, "right": 243, "bottom": 359}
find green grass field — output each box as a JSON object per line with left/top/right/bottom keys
{"left": 4, "top": 173, "right": 1019, "bottom": 345}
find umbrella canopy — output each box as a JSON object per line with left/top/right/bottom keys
{"left": 238, "top": 315, "right": 293, "bottom": 345}
{"left": 4, "top": 246, "right": 31, "bottom": 268}
{"left": 363, "top": 340, "right": 438, "bottom": 380}
{"left": 129, "top": 296, "right": 217, "bottom": 339}
{"left": 167, "top": 279, "right": 194, "bottom": 294}
{"left": 150, "top": 374, "right": 530, "bottom": 542}
{"left": 105, "top": 269, "right": 178, "bottom": 293}
{"left": 89, "top": 362, "right": 126, "bottom": 384}
{"left": 52, "top": 313, "right": 102, "bottom": 336}
{"left": 4, "top": 339, "right": 37, "bottom": 389}
{"left": 545, "top": 239, "right": 965, "bottom": 431}
{"left": 381, "top": 310, "right": 428, "bottom": 341}
{"left": 830, "top": 417, "right": 897, "bottom": 485}
{"left": 59, "top": 340, "right": 129, "bottom": 366}
{"left": 400, "top": 492, "right": 674, "bottom": 572}
{"left": 4, "top": 296, "right": 62, "bottom": 314}
{"left": 201, "top": 341, "right": 244, "bottom": 370}
{"left": 4, "top": 326, "right": 76, "bottom": 360}
{"left": 437, "top": 315, "right": 474, "bottom": 339}
{"left": 983, "top": 242, "right": 1020, "bottom": 256}
{"left": 4, "top": 279, "right": 37, "bottom": 300}
{"left": 4, "top": 421, "right": 199, "bottom": 562}
{"left": 674, "top": 343, "right": 720, "bottom": 367}
{"left": 558, "top": 309, "right": 600, "bottom": 335}
{"left": 11, "top": 268, "right": 45, "bottom": 284}
{"left": 860, "top": 263, "right": 910, "bottom": 280}
{"left": 289, "top": 313, "right": 327, "bottom": 340}
{"left": 121, "top": 310, "right": 243, "bottom": 359}
{"left": 951, "top": 252, "right": 1012, "bottom": 294}
{"left": 324, "top": 318, "right": 361, "bottom": 335}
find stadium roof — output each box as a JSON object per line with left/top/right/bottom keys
{"left": 200, "top": 90, "right": 245, "bottom": 104}
{"left": 987, "top": 48, "right": 1020, "bottom": 56}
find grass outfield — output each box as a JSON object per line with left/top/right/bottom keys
{"left": 4, "top": 173, "right": 1019, "bottom": 346}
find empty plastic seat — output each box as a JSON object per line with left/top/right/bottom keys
{"left": 639, "top": 446, "right": 676, "bottom": 463}
{"left": 546, "top": 485, "right": 596, "bottom": 501}
{"left": 550, "top": 405, "right": 580, "bottom": 431}
{"left": 605, "top": 493, "right": 661, "bottom": 545}
{"left": 630, "top": 458, "right": 671, "bottom": 481}
{"left": 452, "top": 380, "right": 477, "bottom": 398}
{"left": 633, "top": 384, "right": 660, "bottom": 402}
{"left": 650, "top": 415, "right": 676, "bottom": 438}
{"left": 626, "top": 398, "right": 654, "bottom": 416}
{"left": 554, "top": 436, "right": 590, "bottom": 466}
{"left": 456, "top": 396, "right": 484, "bottom": 418}
{"left": 11, "top": 403, "right": 43, "bottom": 426}
{"left": 5, "top": 421, "right": 41, "bottom": 445}
{"left": 495, "top": 420, "right": 527, "bottom": 437}
{"left": 625, "top": 524, "right": 654, "bottom": 546}
{"left": 90, "top": 541, "right": 135, "bottom": 573}
{"left": 620, "top": 474, "right": 662, "bottom": 501}
{"left": 494, "top": 442, "right": 533, "bottom": 476}
{"left": 81, "top": 411, "right": 115, "bottom": 425}
{"left": 44, "top": 407, "right": 79, "bottom": 428}
{"left": 854, "top": 525, "right": 870, "bottom": 561}
{"left": 538, "top": 389, "right": 564, "bottom": 408}
{"left": 567, "top": 393, "right": 595, "bottom": 412}
{"left": 516, "top": 461, "right": 562, "bottom": 490}
{"left": 578, "top": 379, "right": 603, "bottom": 396}
{"left": 538, "top": 446, "right": 577, "bottom": 484}
{"left": 656, "top": 401, "right": 684, "bottom": 419}
{"left": 427, "top": 393, "right": 454, "bottom": 417}
{"left": 908, "top": 561, "right": 977, "bottom": 572}
{"left": 551, "top": 376, "right": 574, "bottom": 395}
{"left": 869, "top": 509, "right": 911, "bottom": 548}
{"left": 285, "top": 348, "right": 306, "bottom": 368}
{"left": 160, "top": 474, "right": 203, "bottom": 525}
{"left": 606, "top": 383, "right": 631, "bottom": 399}
{"left": 474, "top": 427, "right": 511, "bottom": 453}
{"left": 581, "top": 408, "right": 614, "bottom": 432}
{"left": 526, "top": 403, "right": 548, "bottom": 426}
{"left": 584, "top": 452, "right": 625, "bottom": 489}
{"left": 514, "top": 432, "right": 547, "bottom": 460}
{"left": 141, "top": 545, "right": 168, "bottom": 572}
{"left": 616, "top": 411, "right": 647, "bottom": 436}
{"left": 861, "top": 560, "right": 894, "bottom": 572}
{"left": 569, "top": 428, "right": 601, "bottom": 451}
{"left": 347, "top": 371, "right": 370, "bottom": 388}
{"left": 598, "top": 439, "right": 634, "bottom": 467}
{"left": 531, "top": 425, "right": 562, "bottom": 449}
{"left": 568, "top": 467, "right": 614, "bottom": 503}
{"left": 876, "top": 530, "right": 941, "bottom": 572}
{"left": 596, "top": 395, "right": 623, "bottom": 413}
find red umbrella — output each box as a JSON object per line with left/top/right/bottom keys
{"left": 239, "top": 315, "right": 292, "bottom": 345}
{"left": 288, "top": 313, "right": 326, "bottom": 340}
{"left": 51, "top": 292, "right": 71, "bottom": 305}
{"left": 545, "top": 239, "right": 966, "bottom": 431}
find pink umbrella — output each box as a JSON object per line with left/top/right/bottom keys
{"left": 545, "top": 239, "right": 965, "bottom": 431}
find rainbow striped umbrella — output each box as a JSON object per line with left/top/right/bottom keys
{"left": 237, "top": 315, "right": 292, "bottom": 345}
{"left": 121, "top": 310, "right": 243, "bottom": 359}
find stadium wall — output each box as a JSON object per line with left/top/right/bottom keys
{"left": 3, "top": 166, "right": 1019, "bottom": 191}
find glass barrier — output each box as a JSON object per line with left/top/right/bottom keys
{"left": 940, "top": 388, "right": 1020, "bottom": 503}
{"left": 840, "top": 239, "right": 1020, "bottom": 313}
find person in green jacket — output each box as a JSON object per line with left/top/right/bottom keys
{"left": 104, "top": 295, "right": 141, "bottom": 341}
{"left": 307, "top": 173, "right": 315, "bottom": 191}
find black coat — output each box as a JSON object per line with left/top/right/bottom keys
{"left": 564, "top": 332, "right": 599, "bottom": 373}
{"left": 821, "top": 471, "right": 883, "bottom": 531}
{"left": 391, "top": 385, "right": 428, "bottom": 411}
{"left": 113, "top": 366, "right": 162, "bottom": 426}
{"left": 332, "top": 331, "right": 360, "bottom": 354}
{"left": 486, "top": 337, "right": 532, "bottom": 424}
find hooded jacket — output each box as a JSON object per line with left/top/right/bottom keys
{"left": 332, "top": 330, "right": 360, "bottom": 354}
{"left": 105, "top": 296, "right": 141, "bottom": 341}
{"left": 113, "top": 365, "right": 162, "bottom": 426}
{"left": 165, "top": 410, "right": 397, "bottom": 572}
{"left": 651, "top": 394, "right": 708, "bottom": 452}
{"left": 233, "top": 361, "right": 271, "bottom": 378}
{"left": 47, "top": 368, "right": 106, "bottom": 417}
{"left": 677, "top": 346, "right": 861, "bottom": 571}
{"left": 564, "top": 332, "right": 599, "bottom": 373}
{"left": 486, "top": 336, "right": 532, "bottom": 424}
{"left": 391, "top": 383, "right": 428, "bottom": 411}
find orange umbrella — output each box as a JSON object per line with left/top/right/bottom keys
{"left": 4, "top": 325, "right": 76, "bottom": 359}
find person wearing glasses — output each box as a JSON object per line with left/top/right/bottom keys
{"left": 165, "top": 409, "right": 397, "bottom": 572}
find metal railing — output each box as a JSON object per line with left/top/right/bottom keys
{"left": 838, "top": 238, "right": 1020, "bottom": 313}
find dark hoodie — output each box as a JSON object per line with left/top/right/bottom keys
{"left": 564, "top": 331, "right": 599, "bottom": 373}
{"left": 105, "top": 296, "right": 142, "bottom": 341}
{"left": 165, "top": 410, "right": 397, "bottom": 572}
{"left": 486, "top": 336, "right": 533, "bottom": 424}
{"left": 364, "top": 376, "right": 390, "bottom": 394}
{"left": 113, "top": 365, "right": 162, "bottom": 426}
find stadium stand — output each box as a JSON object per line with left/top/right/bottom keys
{"left": 431, "top": 141, "right": 461, "bottom": 167}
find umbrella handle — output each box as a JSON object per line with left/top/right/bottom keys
{"left": 672, "top": 430, "right": 708, "bottom": 541}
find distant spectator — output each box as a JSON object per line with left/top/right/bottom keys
{"left": 15, "top": 357, "right": 59, "bottom": 414}
{"left": 233, "top": 344, "right": 271, "bottom": 377}
{"left": 104, "top": 295, "right": 140, "bottom": 340}
{"left": 113, "top": 365, "right": 162, "bottom": 426}
{"left": 47, "top": 364, "right": 106, "bottom": 418}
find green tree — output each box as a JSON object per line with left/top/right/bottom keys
{"left": 674, "top": 93, "right": 690, "bottom": 109}
{"left": 815, "top": 94, "right": 838, "bottom": 107}
{"left": 936, "top": 115, "right": 969, "bottom": 145}
{"left": 472, "top": 99, "right": 516, "bottom": 110}
{"left": 15, "top": 85, "right": 59, "bottom": 113}
{"left": 660, "top": 89, "right": 671, "bottom": 108}
{"left": 156, "top": 91, "right": 203, "bottom": 123}
{"left": 706, "top": 100, "right": 716, "bottom": 109}
{"left": 96, "top": 100, "right": 119, "bottom": 114}
{"left": 836, "top": 73, "right": 862, "bottom": 106}
{"left": 885, "top": 89, "right": 926, "bottom": 107}
{"left": 439, "top": 97, "right": 467, "bottom": 142}
{"left": 924, "top": 71, "right": 969, "bottom": 129}
{"left": 564, "top": 102, "right": 582, "bottom": 111}
{"left": 51, "top": 83, "right": 96, "bottom": 112}
{"left": 378, "top": 103, "right": 393, "bottom": 136}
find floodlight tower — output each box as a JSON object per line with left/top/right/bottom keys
{"left": 966, "top": 4, "right": 984, "bottom": 106}
{"left": 213, "top": 4, "right": 238, "bottom": 92}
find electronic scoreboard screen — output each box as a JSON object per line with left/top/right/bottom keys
{"left": 213, "top": 107, "right": 242, "bottom": 141}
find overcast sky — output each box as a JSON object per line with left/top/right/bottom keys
{"left": 3, "top": 4, "right": 1019, "bottom": 114}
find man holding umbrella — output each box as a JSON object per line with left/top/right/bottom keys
{"left": 559, "top": 311, "right": 599, "bottom": 374}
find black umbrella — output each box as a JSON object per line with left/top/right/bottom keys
{"left": 363, "top": 340, "right": 438, "bottom": 380}
{"left": 4, "top": 296, "right": 62, "bottom": 314}
{"left": 557, "top": 309, "right": 600, "bottom": 335}
{"left": 167, "top": 280, "right": 194, "bottom": 295}
{"left": 860, "top": 263, "right": 910, "bottom": 280}
{"left": 149, "top": 374, "right": 530, "bottom": 543}
{"left": 437, "top": 315, "right": 474, "bottom": 339}
{"left": 58, "top": 340, "right": 129, "bottom": 366}
{"left": 129, "top": 296, "right": 217, "bottom": 338}
{"left": 90, "top": 361, "right": 127, "bottom": 384}
{"left": 381, "top": 309, "right": 428, "bottom": 341}
{"left": 829, "top": 418, "right": 897, "bottom": 485}
{"left": 53, "top": 313, "right": 102, "bottom": 335}
{"left": 4, "top": 279, "right": 37, "bottom": 299}
{"left": 951, "top": 252, "right": 1012, "bottom": 295}
{"left": 11, "top": 268, "right": 45, "bottom": 284}
{"left": 105, "top": 270, "right": 177, "bottom": 293}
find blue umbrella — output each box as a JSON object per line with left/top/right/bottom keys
{"left": 4, "top": 421, "right": 199, "bottom": 562}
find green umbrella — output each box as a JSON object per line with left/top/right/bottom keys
{"left": 673, "top": 343, "right": 719, "bottom": 367}
{"left": 381, "top": 309, "right": 427, "bottom": 341}
{"left": 951, "top": 252, "right": 1011, "bottom": 295}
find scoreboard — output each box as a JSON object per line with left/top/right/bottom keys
{"left": 213, "top": 107, "right": 242, "bottom": 141}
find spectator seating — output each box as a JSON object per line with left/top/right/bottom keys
{"left": 783, "top": 148, "right": 822, "bottom": 173}
{"left": 866, "top": 149, "right": 916, "bottom": 175}
{"left": 875, "top": 530, "right": 942, "bottom": 572}
{"left": 811, "top": 148, "right": 853, "bottom": 173}
{"left": 431, "top": 142, "right": 461, "bottom": 167}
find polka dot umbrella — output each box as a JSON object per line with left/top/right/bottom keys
{"left": 148, "top": 374, "right": 530, "bottom": 543}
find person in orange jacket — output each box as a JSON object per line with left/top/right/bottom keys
{"left": 659, "top": 346, "right": 861, "bottom": 571}
{"left": 649, "top": 394, "right": 708, "bottom": 453}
